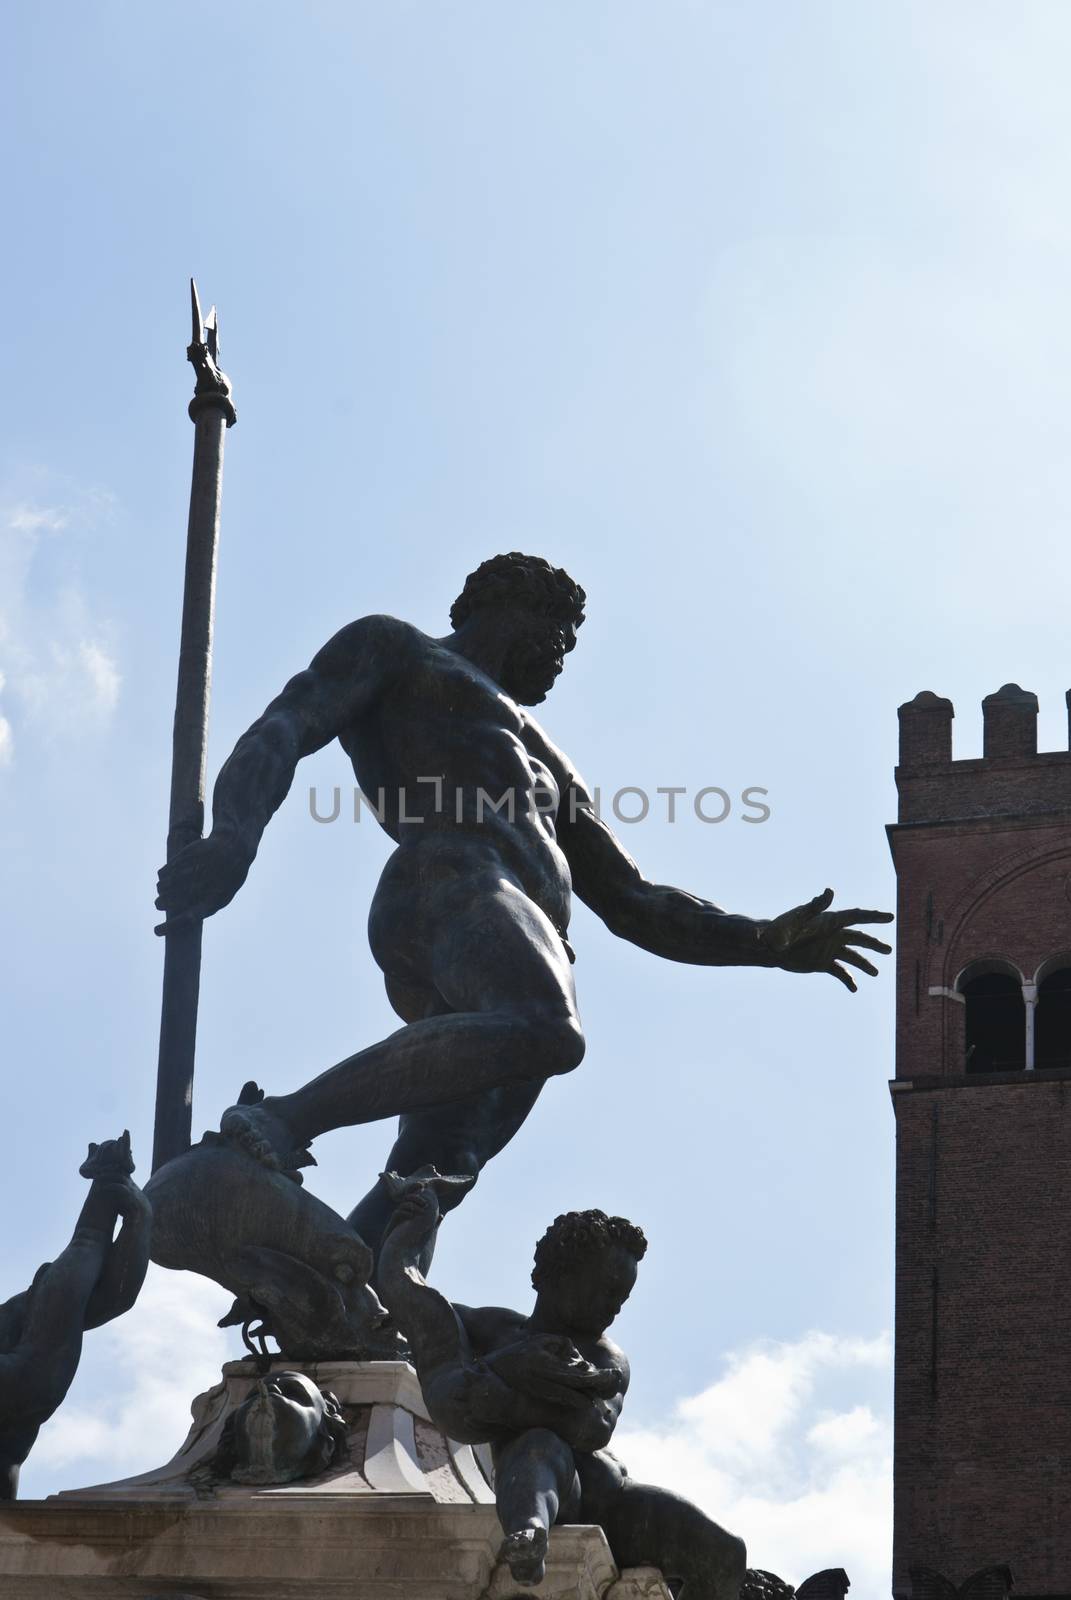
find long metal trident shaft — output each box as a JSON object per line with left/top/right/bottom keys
{"left": 152, "top": 281, "right": 237, "bottom": 1173}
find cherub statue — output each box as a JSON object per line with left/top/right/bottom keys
{"left": 0, "top": 1132, "right": 151, "bottom": 1498}
{"left": 377, "top": 1176, "right": 746, "bottom": 1598}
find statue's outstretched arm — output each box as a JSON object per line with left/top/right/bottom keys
{"left": 557, "top": 769, "right": 775, "bottom": 965}
{"left": 558, "top": 768, "right": 891, "bottom": 990}
{"left": 156, "top": 614, "right": 407, "bottom": 929}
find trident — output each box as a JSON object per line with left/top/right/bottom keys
{"left": 152, "top": 281, "right": 237, "bottom": 1172}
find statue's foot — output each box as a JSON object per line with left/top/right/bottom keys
{"left": 220, "top": 1091, "right": 312, "bottom": 1175}
{"left": 500, "top": 1526, "right": 548, "bottom": 1585}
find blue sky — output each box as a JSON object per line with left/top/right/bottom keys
{"left": 3, "top": 3, "right": 1070, "bottom": 1590}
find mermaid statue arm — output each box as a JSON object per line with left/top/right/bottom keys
{"left": 77, "top": 1133, "right": 152, "bottom": 1330}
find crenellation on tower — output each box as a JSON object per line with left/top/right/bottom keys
{"left": 898, "top": 690, "right": 954, "bottom": 769}
{"left": 981, "top": 682, "right": 1039, "bottom": 759}
{"left": 894, "top": 686, "right": 1071, "bottom": 826}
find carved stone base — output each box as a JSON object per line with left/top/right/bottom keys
{"left": 0, "top": 1499, "right": 670, "bottom": 1598}
{"left": 56, "top": 1359, "right": 501, "bottom": 1506}
{"left": 0, "top": 1361, "right": 673, "bottom": 1600}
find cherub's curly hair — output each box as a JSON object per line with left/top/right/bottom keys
{"left": 450, "top": 553, "right": 586, "bottom": 631}
{"left": 531, "top": 1209, "right": 647, "bottom": 1291}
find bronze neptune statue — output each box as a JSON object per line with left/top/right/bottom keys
{"left": 155, "top": 554, "right": 891, "bottom": 1262}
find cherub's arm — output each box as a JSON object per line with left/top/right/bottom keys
{"left": 0, "top": 1211, "right": 114, "bottom": 1411}
{"left": 0, "top": 1235, "right": 105, "bottom": 1497}
{"left": 454, "top": 1303, "right": 529, "bottom": 1355}
{"left": 377, "top": 1188, "right": 473, "bottom": 1377}
{"left": 82, "top": 1178, "right": 152, "bottom": 1330}
{"left": 156, "top": 614, "right": 408, "bottom": 928}
{"left": 553, "top": 1342, "right": 629, "bottom": 1454}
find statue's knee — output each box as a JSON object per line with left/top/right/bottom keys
{"left": 534, "top": 1427, "right": 576, "bottom": 1486}
{"left": 543, "top": 1015, "right": 586, "bottom": 1077}
{"left": 501, "top": 1426, "right": 573, "bottom": 1478}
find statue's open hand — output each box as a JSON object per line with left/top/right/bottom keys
{"left": 761, "top": 887, "right": 893, "bottom": 992}
{"left": 390, "top": 1187, "right": 441, "bottom": 1230}
{"left": 154, "top": 832, "right": 251, "bottom": 934}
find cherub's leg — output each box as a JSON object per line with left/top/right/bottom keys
{"left": 579, "top": 1456, "right": 746, "bottom": 1600}
{"left": 494, "top": 1428, "right": 579, "bottom": 1585}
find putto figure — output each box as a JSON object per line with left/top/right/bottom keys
{"left": 155, "top": 554, "right": 891, "bottom": 1256}
{"left": 0, "top": 1133, "right": 151, "bottom": 1498}
{"left": 377, "top": 1179, "right": 746, "bottom": 1597}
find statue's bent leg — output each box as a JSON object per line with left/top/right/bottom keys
{"left": 348, "top": 1076, "right": 546, "bottom": 1261}
{"left": 259, "top": 873, "right": 584, "bottom": 1148}
{"left": 580, "top": 1461, "right": 746, "bottom": 1600}
{"left": 494, "top": 1427, "right": 580, "bottom": 1585}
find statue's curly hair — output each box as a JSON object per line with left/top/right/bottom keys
{"left": 739, "top": 1572, "right": 796, "bottom": 1600}
{"left": 450, "top": 553, "right": 586, "bottom": 631}
{"left": 531, "top": 1209, "right": 647, "bottom": 1291}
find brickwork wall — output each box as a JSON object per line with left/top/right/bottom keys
{"left": 891, "top": 687, "right": 1071, "bottom": 1597}
{"left": 892, "top": 1077, "right": 1071, "bottom": 1596}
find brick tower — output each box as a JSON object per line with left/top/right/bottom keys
{"left": 889, "top": 684, "right": 1071, "bottom": 1599}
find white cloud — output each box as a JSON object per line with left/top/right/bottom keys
{"left": 32, "top": 1266, "right": 234, "bottom": 1478}
{"left": 79, "top": 640, "right": 121, "bottom": 715}
{"left": 0, "top": 670, "right": 11, "bottom": 766}
{"left": 614, "top": 1329, "right": 892, "bottom": 1595}
{"left": 7, "top": 503, "right": 70, "bottom": 536}
{"left": 0, "top": 492, "right": 120, "bottom": 763}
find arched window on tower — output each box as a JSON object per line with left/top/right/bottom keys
{"left": 1035, "top": 966, "right": 1071, "bottom": 1071}
{"left": 960, "top": 969, "right": 1026, "bottom": 1073}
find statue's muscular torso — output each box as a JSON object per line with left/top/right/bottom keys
{"left": 336, "top": 620, "right": 576, "bottom": 940}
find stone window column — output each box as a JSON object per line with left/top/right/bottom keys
{"left": 1023, "top": 981, "right": 1037, "bottom": 1070}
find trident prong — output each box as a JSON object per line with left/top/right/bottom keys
{"left": 189, "top": 278, "right": 203, "bottom": 346}
{"left": 190, "top": 279, "right": 221, "bottom": 362}
{"left": 185, "top": 280, "right": 234, "bottom": 421}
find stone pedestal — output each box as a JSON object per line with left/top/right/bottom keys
{"left": 0, "top": 1360, "right": 672, "bottom": 1600}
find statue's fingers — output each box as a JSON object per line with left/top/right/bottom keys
{"left": 829, "top": 961, "right": 858, "bottom": 992}
{"left": 842, "top": 930, "right": 893, "bottom": 955}
{"left": 155, "top": 869, "right": 191, "bottom": 901}
{"left": 829, "top": 908, "right": 894, "bottom": 929}
{"left": 838, "top": 948, "right": 879, "bottom": 978}
{"left": 804, "top": 888, "right": 835, "bottom": 915}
